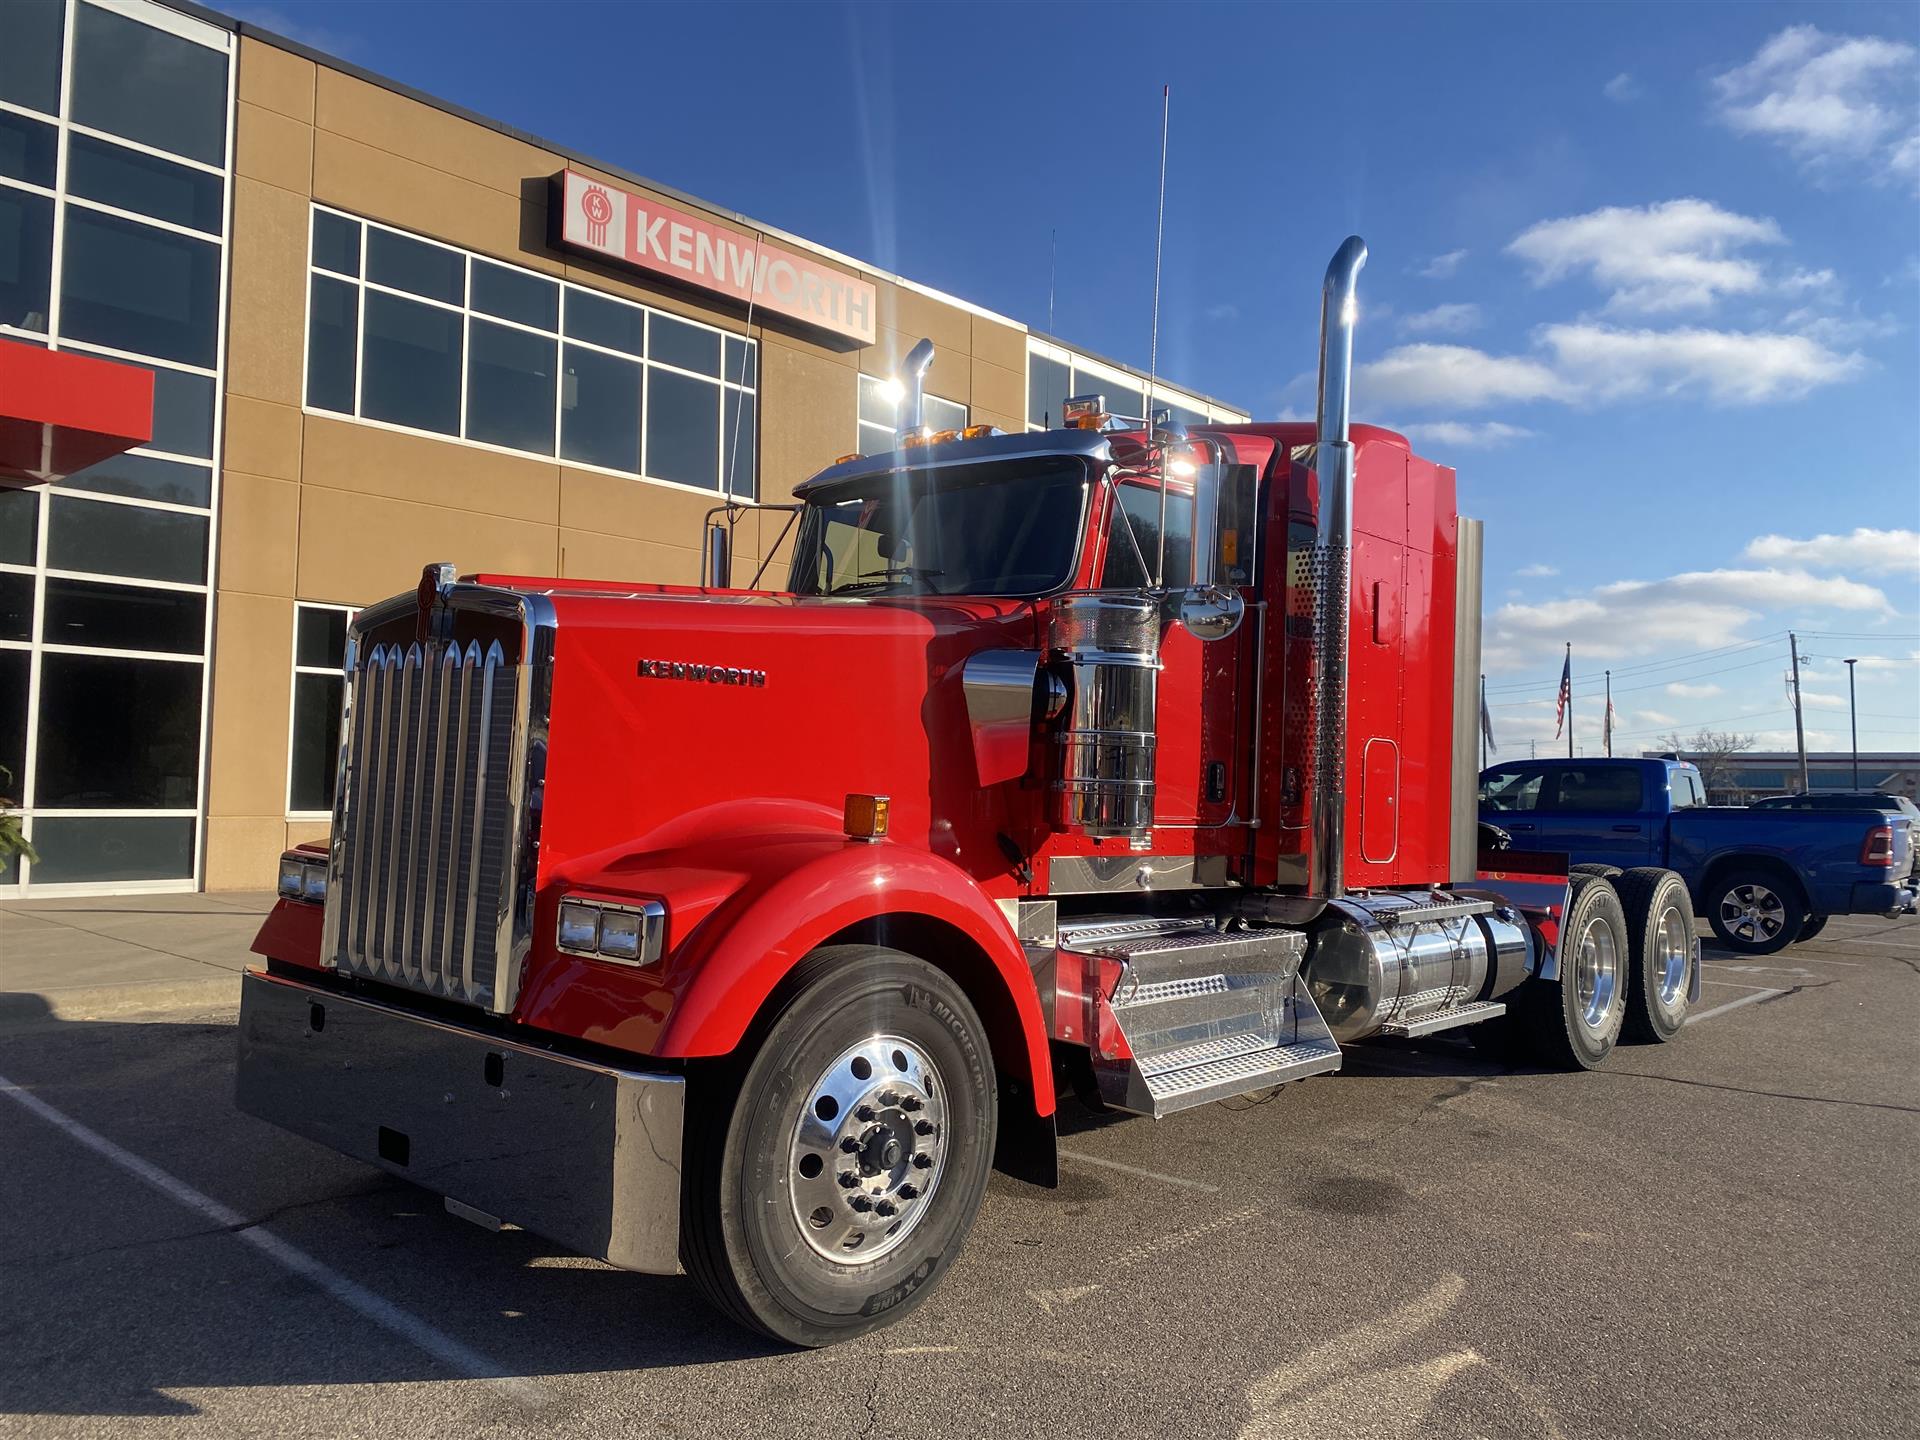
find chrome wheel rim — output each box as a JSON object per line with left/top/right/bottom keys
{"left": 1654, "top": 906, "right": 1692, "bottom": 1014}
{"left": 1574, "top": 915, "right": 1621, "bottom": 1033}
{"left": 1720, "top": 882, "right": 1786, "bottom": 945}
{"left": 788, "top": 1034, "right": 948, "bottom": 1265}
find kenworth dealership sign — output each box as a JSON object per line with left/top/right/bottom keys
{"left": 554, "top": 168, "right": 877, "bottom": 346}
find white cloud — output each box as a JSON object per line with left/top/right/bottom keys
{"left": 1417, "top": 249, "right": 1469, "bottom": 279}
{"left": 1801, "top": 691, "right": 1848, "bottom": 710}
{"left": 1360, "top": 324, "right": 1862, "bottom": 412}
{"left": 1401, "top": 303, "right": 1484, "bottom": 335}
{"left": 1743, "top": 527, "right": 1920, "bottom": 577}
{"left": 1604, "top": 73, "right": 1640, "bottom": 103}
{"left": 1517, "top": 563, "right": 1559, "bottom": 578}
{"left": 1205, "top": 302, "right": 1240, "bottom": 322}
{"left": 1636, "top": 708, "right": 1679, "bottom": 727}
{"left": 1666, "top": 681, "right": 1724, "bottom": 698}
{"left": 1712, "top": 25, "right": 1920, "bottom": 185}
{"left": 1507, "top": 199, "right": 1785, "bottom": 313}
{"left": 1398, "top": 420, "right": 1535, "bottom": 449}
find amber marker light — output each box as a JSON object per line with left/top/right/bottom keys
{"left": 844, "top": 794, "right": 891, "bottom": 841}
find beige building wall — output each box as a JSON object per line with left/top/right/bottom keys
{"left": 206, "top": 36, "right": 1029, "bottom": 888}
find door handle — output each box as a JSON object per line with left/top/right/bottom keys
{"left": 1612, "top": 824, "right": 1642, "bottom": 833}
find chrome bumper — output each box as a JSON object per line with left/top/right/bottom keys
{"left": 235, "top": 969, "right": 684, "bottom": 1274}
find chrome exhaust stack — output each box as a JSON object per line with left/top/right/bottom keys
{"left": 895, "top": 338, "right": 936, "bottom": 442}
{"left": 1308, "top": 236, "right": 1368, "bottom": 902}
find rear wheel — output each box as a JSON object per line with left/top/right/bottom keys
{"left": 1798, "top": 914, "right": 1829, "bottom": 941}
{"left": 681, "top": 946, "right": 997, "bottom": 1347}
{"left": 1570, "top": 863, "right": 1623, "bottom": 880}
{"left": 1513, "top": 875, "right": 1629, "bottom": 1069}
{"left": 1615, "top": 867, "right": 1694, "bottom": 1042}
{"left": 1705, "top": 869, "right": 1804, "bottom": 956}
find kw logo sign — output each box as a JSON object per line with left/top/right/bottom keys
{"left": 637, "top": 659, "right": 768, "bottom": 688}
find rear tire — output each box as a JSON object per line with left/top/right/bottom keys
{"left": 1512, "top": 875, "right": 1630, "bottom": 1069}
{"left": 1615, "top": 867, "right": 1694, "bottom": 1043}
{"left": 1570, "top": 863, "right": 1623, "bottom": 880}
{"left": 1798, "top": 914, "right": 1829, "bottom": 942}
{"left": 1705, "top": 868, "right": 1804, "bottom": 956}
{"left": 681, "top": 946, "right": 997, "bottom": 1347}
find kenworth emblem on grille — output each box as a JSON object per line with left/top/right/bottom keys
{"left": 638, "top": 659, "right": 768, "bottom": 687}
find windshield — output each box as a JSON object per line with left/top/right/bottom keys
{"left": 788, "top": 456, "right": 1089, "bottom": 597}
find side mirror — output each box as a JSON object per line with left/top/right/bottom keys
{"left": 704, "top": 523, "right": 731, "bottom": 588}
{"left": 1177, "top": 454, "right": 1244, "bottom": 641}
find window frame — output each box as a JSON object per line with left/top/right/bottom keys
{"left": 301, "top": 203, "right": 760, "bottom": 501}
{"left": 1023, "top": 336, "right": 1246, "bottom": 433}
{"left": 855, "top": 372, "right": 967, "bottom": 456}
{"left": 286, "top": 600, "right": 357, "bottom": 820}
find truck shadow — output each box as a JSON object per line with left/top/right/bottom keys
{"left": 0, "top": 996, "right": 783, "bottom": 1420}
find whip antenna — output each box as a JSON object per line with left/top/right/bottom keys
{"left": 1148, "top": 83, "right": 1170, "bottom": 584}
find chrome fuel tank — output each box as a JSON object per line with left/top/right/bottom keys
{"left": 1302, "top": 892, "right": 1532, "bottom": 1043}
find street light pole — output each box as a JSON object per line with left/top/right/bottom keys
{"left": 1789, "top": 632, "right": 1810, "bottom": 793}
{"left": 1845, "top": 657, "right": 1859, "bottom": 786}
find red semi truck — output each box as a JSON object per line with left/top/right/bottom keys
{"left": 233, "top": 238, "right": 1700, "bottom": 1345}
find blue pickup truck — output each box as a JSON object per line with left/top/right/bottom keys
{"left": 1479, "top": 757, "right": 1918, "bottom": 955}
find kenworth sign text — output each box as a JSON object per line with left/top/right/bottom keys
{"left": 556, "top": 169, "right": 877, "bottom": 346}
{"left": 638, "top": 659, "right": 768, "bottom": 687}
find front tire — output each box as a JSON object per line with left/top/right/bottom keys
{"left": 1615, "top": 867, "right": 1694, "bottom": 1042}
{"left": 1705, "top": 869, "right": 1804, "bottom": 955}
{"left": 1514, "top": 875, "right": 1630, "bottom": 1069}
{"left": 682, "top": 946, "right": 997, "bottom": 1346}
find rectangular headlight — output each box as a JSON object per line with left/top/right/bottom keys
{"left": 557, "top": 902, "right": 600, "bottom": 953}
{"left": 278, "top": 856, "right": 305, "bottom": 900}
{"left": 598, "top": 909, "right": 642, "bottom": 960}
{"left": 301, "top": 860, "right": 328, "bottom": 903}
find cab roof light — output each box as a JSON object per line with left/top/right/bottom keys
{"left": 1061, "top": 394, "right": 1108, "bottom": 431}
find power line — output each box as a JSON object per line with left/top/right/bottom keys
{"left": 1482, "top": 633, "right": 1785, "bottom": 692}
{"left": 1487, "top": 650, "right": 1789, "bottom": 709}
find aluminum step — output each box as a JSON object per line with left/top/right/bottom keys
{"left": 1375, "top": 999, "right": 1508, "bottom": 1038}
{"left": 1140, "top": 1033, "right": 1343, "bottom": 1114}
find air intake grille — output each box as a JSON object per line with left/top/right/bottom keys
{"left": 329, "top": 638, "right": 521, "bottom": 1009}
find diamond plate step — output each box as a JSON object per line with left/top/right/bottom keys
{"left": 1376, "top": 999, "right": 1508, "bottom": 1038}
{"left": 1140, "top": 1035, "right": 1343, "bottom": 1113}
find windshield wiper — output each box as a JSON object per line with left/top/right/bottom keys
{"left": 827, "top": 567, "right": 946, "bottom": 596}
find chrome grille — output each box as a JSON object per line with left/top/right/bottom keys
{"left": 327, "top": 635, "right": 522, "bottom": 1010}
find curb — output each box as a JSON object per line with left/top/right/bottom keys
{"left": 0, "top": 974, "right": 244, "bottom": 1027}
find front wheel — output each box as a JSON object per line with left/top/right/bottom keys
{"left": 1798, "top": 914, "right": 1829, "bottom": 942}
{"left": 681, "top": 946, "right": 998, "bottom": 1346}
{"left": 1705, "top": 869, "right": 1804, "bottom": 955}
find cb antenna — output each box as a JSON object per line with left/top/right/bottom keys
{"left": 1148, "top": 83, "right": 1171, "bottom": 583}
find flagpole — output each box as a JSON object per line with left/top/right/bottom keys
{"left": 1566, "top": 642, "right": 1574, "bottom": 759}
{"left": 1480, "top": 673, "right": 1488, "bottom": 769}
{"left": 1605, "top": 669, "right": 1612, "bottom": 757}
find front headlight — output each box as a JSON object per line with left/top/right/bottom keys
{"left": 277, "top": 851, "right": 328, "bottom": 904}
{"left": 277, "top": 856, "right": 305, "bottom": 900}
{"left": 555, "top": 896, "right": 664, "bottom": 967}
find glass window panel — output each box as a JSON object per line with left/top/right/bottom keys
{"left": 0, "top": 0, "right": 65, "bottom": 117}
{"left": 71, "top": 4, "right": 227, "bottom": 167}
{"left": 34, "top": 652, "right": 203, "bottom": 808}
{"left": 724, "top": 335, "right": 756, "bottom": 388}
{"left": 563, "top": 289, "right": 645, "bottom": 356}
{"left": 559, "top": 343, "right": 640, "bottom": 473}
{"left": 47, "top": 496, "right": 208, "bottom": 584}
{"left": 67, "top": 134, "right": 224, "bottom": 234}
{"left": 0, "top": 648, "right": 26, "bottom": 806}
{"left": 295, "top": 606, "right": 348, "bottom": 669}
{"left": 305, "top": 274, "right": 357, "bottom": 415}
{"left": 1105, "top": 484, "right": 1191, "bottom": 590}
{"left": 28, "top": 815, "right": 197, "bottom": 884}
{"left": 925, "top": 395, "right": 968, "bottom": 432}
{"left": 857, "top": 419, "right": 892, "bottom": 457}
{"left": 466, "top": 318, "right": 556, "bottom": 455}
{"left": 365, "top": 227, "right": 463, "bottom": 305}
{"left": 0, "top": 488, "right": 37, "bottom": 564}
{"left": 289, "top": 671, "right": 345, "bottom": 813}
{"left": 1082, "top": 371, "right": 1143, "bottom": 422}
{"left": 0, "top": 186, "right": 54, "bottom": 332}
{"left": 646, "top": 368, "right": 719, "bottom": 489}
{"left": 1166, "top": 401, "right": 1207, "bottom": 429}
{"left": 650, "top": 314, "right": 720, "bottom": 376}
{"left": 0, "top": 109, "right": 57, "bottom": 189}
{"left": 471, "top": 260, "right": 557, "bottom": 331}
{"left": 723, "top": 390, "right": 756, "bottom": 499}
{"left": 858, "top": 374, "right": 896, "bottom": 428}
{"left": 43, "top": 577, "right": 205, "bottom": 653}
{"left": 361, "top": 291, "right": 461, "bottom": 436}
{"left": 63, "top": 350, "right": 218, "bottom": 458}
{"left": 311, "top": 210, "right": 360, "bottom": 277}
{"left": 60, "top": 451, "right": 211, "bottom": 507}
{"left": 0, "top": 569, "right": 31, "bottom": 641}
{"left": 61, "top": 208, "right": 220, "bottom": 366}
{"left": 1027, "top": 354, "right": 1068, "bottom": 428}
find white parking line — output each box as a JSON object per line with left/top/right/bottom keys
{"left": 1058, "top": 1149, "right": 1222, "bottom": 1194}
{"left": 1804, "top": 936, "right": 1919, "bottom": 951}
{"left": 0, "top": 1072, "right": 546, "bottom": 1408}
{"left": 1685, "top": 988, "right": 1787, "bottom": 1026}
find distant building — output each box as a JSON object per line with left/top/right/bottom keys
{"left": 1641, "top": 751, "right": 1920, "bottom": 805}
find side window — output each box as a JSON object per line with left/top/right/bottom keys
{"left": 1549, "top": 767, "right": 1645, "bottom": 812}
{"left": 1103, "top": 483, "right": 1191, "bottom": 590}
{"left": 1479, "top": 767, "right": 1545, "bottom": 812}
{"left": 1671, "top": 770, "right": 1704, "bottom": 809}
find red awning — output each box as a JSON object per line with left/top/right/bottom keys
{"left": 0, "top": 339, "right": 155, "bottom": 488}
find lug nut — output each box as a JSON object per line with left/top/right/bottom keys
{"left": 837, "top": 1172, "right": 859, "bottom": 1189}
{"left": 878, "top": 1090, "right": 900, "bottom": 1106}
{"left": 840, "top": 1136, "right": 861, "bottom": 1153}
{"left": 912, "top": 1153, "right": 932, "bottom": 1170}
{"left": 855, "top": 1104, "right": 876, "bottom": 1122}
{"left": 875, "top": 1200, "right": 897, "bottom": 1218}
{"left": 898, "top": 1184, "right": 918, "bottom": 1200}
{"left": 914, "top": 1119, "right": 935, "bottom": 1136}
{"left": 901, "top": 1096, "right": 922, "bottom": 1112}
{"left": 849, "top": 1195, "right": 872, "bottom": 1213}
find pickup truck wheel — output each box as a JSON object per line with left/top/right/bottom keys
{"left": 1615, "top": 867, "right": 1694, "bottom": 1042}
{"left": 1798, "top": 914, "right": 1829, "bottom": 941}
{"left": 681, "top": 946, "right": 997, "bottom": 1347}
{"left": 1516, "top": 875, "right": 1629, "bottom": 1069}
{"left": 1706, "top": 870, "right": 1804, "bottom": 956}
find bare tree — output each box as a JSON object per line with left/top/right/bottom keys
{"left": 1654, "top": 728, "right": 1758, "bottom": 800}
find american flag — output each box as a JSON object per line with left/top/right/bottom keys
{"left": 1554, "top": 651, "right": 1572, "bottom": 738}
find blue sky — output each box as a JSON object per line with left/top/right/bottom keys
{"left": 240, "top": 0, "right": 1919, "bottom": 757}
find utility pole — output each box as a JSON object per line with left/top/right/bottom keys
{"left": 1788, "top": 631, "right": 1810, "bottom": 793}
{"left": 1565, "top": 642, "right": 1574, "bottom": 759}
{"left": 1604, "top": 669, "right": 1612, "bottom": 757}
{"left": 1845, "top": 657, "right": 1859, "bottom": 786}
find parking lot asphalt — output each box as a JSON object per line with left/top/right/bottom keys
{"left": 2, "top": 910, "right": 1915, "bottom": 1440}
